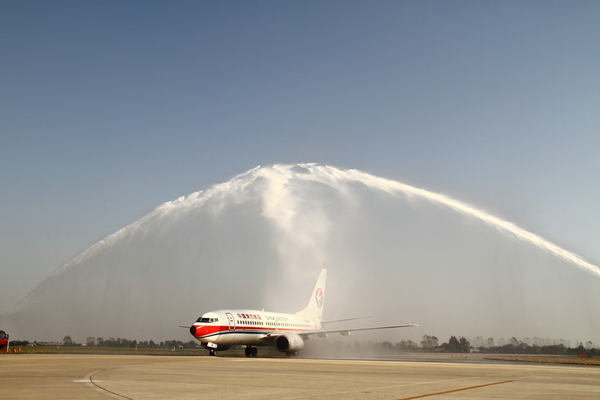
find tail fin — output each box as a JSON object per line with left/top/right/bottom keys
{"left": 296, "top": 269, "right": 327, "bottom": 319}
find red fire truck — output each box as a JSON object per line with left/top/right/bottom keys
{"left": 0, "top": 330, "right": 9, "bottom": 351}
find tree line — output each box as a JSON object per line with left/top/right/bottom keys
{"left": 10, "top": 335, "right": 599, "bottom": 356}
{"left": 10, "top": 336, "right": 198, "bottom": 349}
{"left": 393, "top": 335, "right": 598, "bottom": 355}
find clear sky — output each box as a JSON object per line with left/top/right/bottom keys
{"left": 1, "top": 1, "right": 599, "bottom": 331}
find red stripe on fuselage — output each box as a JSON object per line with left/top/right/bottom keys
{"left": 192, "top": 324, "right": 312, "bottom": 340}
{"left": 192, "top": 324, "right": 229, "bottom": 338}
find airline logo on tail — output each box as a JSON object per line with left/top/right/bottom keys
{"left": 315, "top": 288, "right": 324, "bottom": 308}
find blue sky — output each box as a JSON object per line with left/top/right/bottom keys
{"left": 1, "top": 1, "right": 599, "bottom": 312}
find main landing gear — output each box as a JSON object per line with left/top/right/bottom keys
{"left": 244, "top": 346, "right": 258, "bottom": 357}
{"left": 209, "top": 349, "right": 217, "bottom": 356}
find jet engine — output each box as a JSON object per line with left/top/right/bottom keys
{"left": 274, "top": 333, "right": 304, "bottom": 353}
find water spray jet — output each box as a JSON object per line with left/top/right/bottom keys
{"left": 1, "top": 164, "right": 597, "bottom": 343}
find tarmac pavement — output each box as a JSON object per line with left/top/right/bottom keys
{"left": 1, "top": 354, "right": 599, "bottom": 399}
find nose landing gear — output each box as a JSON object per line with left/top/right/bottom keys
{"left": 244, "top": 346, "right": 258, "bottom": 357}
{"left": 209, "top": 349, "right": 217, "bottom": 356}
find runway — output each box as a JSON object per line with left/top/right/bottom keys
{"left": 1, "top": 354, "right": 599, "bottom": 399}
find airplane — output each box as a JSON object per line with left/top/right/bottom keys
{"left": 184, "top": 269, "right": 418, "bottom": 356}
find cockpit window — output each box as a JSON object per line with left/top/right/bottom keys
{"left": 0, "top": 332, "right": 6, "bottom": 339}
{"left": 195, "top": 317, "right": 219, "bottom": 323}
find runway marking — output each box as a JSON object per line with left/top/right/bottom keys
{"left": 75, "top": 369, "right": 135, "bottom": 400}
{"left": 397, "top": 380, "right": 515, "bottom": 399}
{"left": 365, "top": 376, "right": 479, "bottom": 392}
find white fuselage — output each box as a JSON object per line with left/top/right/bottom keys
{"left": 191, "top": 309, "right": 321, "bottom": 346}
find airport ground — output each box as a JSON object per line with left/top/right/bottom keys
{"left": 1, "top": 353, "right": 599, "bottom": 399}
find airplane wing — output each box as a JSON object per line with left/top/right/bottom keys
{"left": 321, "top": 316, "right": 371, "bottom": 324}
{"left": 300, "top": 324, "right": 418, "bottom": 339}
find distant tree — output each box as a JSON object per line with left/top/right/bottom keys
{"left": 459, "top": 337, "right": 471, "bottom": 353}
{"left": 472, "top": 336, "right": 484, "bottom": 348}
{"left": 381, "top": 341, "right": 395, "bottom": 352}
{"left": 165, "top": 340, "right": 178, "bottom": 349}
{"left": 420, "top": 335, "right": 439, "bottom": 349}
{"left": 396, "top": 340, "right": 418, "bottom": 352}
{"left": 509, "top": 337, "right": 519, "bottom": 347}
{"left": 186, "top": 340, "right": 198, "bottom": 349}
{"left": 9, "top": 340, "right": 29, "bottom": 346}
{"left": 96, "top": 337, "right": 105, "bottom": 347}
{"left": 444, "top": 336, "right": 462, "bottom": 353}
{"left": 63, "top": 336, "right": 73, "bottom": 346}
{"left": 86, "top": 337, "right": 96, "bottom": 347}
{"left": 485, "top": 338, "right": 494, "bottom": 348}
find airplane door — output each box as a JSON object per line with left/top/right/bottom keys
{"left": 226, "top": 313, "right": 235, "bottom": 331}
